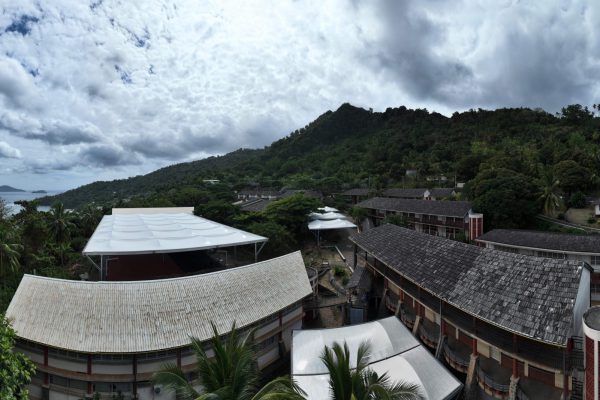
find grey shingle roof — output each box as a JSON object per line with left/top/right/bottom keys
{"left": 477, "top": 229, "right": 600, "bottom": 255}
{"left": 342, "top": 188, "right": 370, "bottom": 196}
{"left": 350, "top": 224, "right": 587, "bottom": 346}
{"left": 383, "top": 188, "right": 427, "bottom": 198}
{"left": 239, "top": 199, "right": 273, "bottom": 212}
{"left": 357, "top": 197, "right": 472, "bottom": 218}
{"left": 429, "top": 188, "right": 456, "bottom": 198}
{"left": 6, "top": 251, "right": 312, "bottom": 353}
{"left": 346, "top": 265, "right": 371, "bottom": 290}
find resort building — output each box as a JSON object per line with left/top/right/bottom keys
{"left": 476, "top": 229, "right": 600, "bottom": 303}
{"left": 291, "top": 317, "right": 462, "bottom": 399}
{"left": 340, "top": 188, "right": 371, "bottom": 204}
{"left": 82, "top": 207, "right": 268, "bottom": 280}
{"left": 356, "top": 197, "right": 483, "bottom": 241}
{"left": 350, "top": 224, "right": 591, "bottom": 399}
{"left": 383, "top": 187, "right": 456, "bottom": 200}
{"left": 7, "top": 252, "right": 312, "bottom": 400}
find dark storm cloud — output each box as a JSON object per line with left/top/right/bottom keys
{"left": 81, "top": 144, "right": 141, "bottom": 167}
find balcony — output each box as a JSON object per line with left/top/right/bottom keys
{"left": 476, "top": 357, "right": 511, "bottom": 398}
{"left": 385, "top": 291, "right": 399, "bottom": 313}
{"left": 418, "top": 319, "right": 439, "bottom": 348}
{"left": 443, "top": 336, "right": 470, "bottom": 373}
{"left": 400, "top": 304, "right": 416, "bottom": 328}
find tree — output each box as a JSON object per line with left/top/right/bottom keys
{"left": 48, "top": 202, "right": 75, "bottom": 244}
{"left": 263, "top": 194, "right": 321, "bottom": 240}
{"left": 538, "top": 170, "right": 563, "bottom": 217}
{"left": 350, "top": 207, "right": 368, "bottom": 227}
{"left": 465, "top": 168, "right": 540, "bottom": 229}
{"left": 553, "top": 160, "right": 591, "bottom": 196}
{"left": 0, "top": 314, "right": 35, "bottom": 399}
{"left": 0, "top": 225, "right": 23, "bottom": 282}
{"left": 320, "top": 341, "right": 422, "bottom": 400}
{"left": 568, "top": 191, "right": 587, "bottom": 209}
{"left": 194, "top": 201, "right": 241, "bottom": 226}
{"left": 153, "top": 322, "right": 305, "bottom": 400}
{"left": 246, "top": 221, "right": 296, "bottom": 258}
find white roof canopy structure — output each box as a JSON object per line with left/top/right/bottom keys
{"left": 83, "top": 207, "right": 267, "bottom": 256}
{"left": 6, "top": 252, "right": 312, "bottom": 353}
{"left": 308, "top": 219, "right": 357, "bottom": 231}
{"left": 309, "top": 211, "right": 348, "bottom": 220}
{"left": 318, "top": 206, "right": 339, "bottom": 213}
{"left": 292, "top": 317, "right": 462, "bottom": 400}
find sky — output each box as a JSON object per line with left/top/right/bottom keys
{"left": 0, "top": 0, "right": 599, "bottom": 191}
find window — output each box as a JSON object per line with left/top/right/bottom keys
{"left": 495, "top": 245, "right": 520, "bottom": 254}
{"left": 591, "top": 256, "right": 600, "bottom": 266}
{"left": 536, "top": 251, "right": 566, "bottom": 259}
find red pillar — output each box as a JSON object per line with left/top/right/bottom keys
{"left": 512, "top": 358, "right": 518, "bottom": 378}
{"left": 87, "top": 354, "right": 92, "bottom": 395}
{"left": 441, "top": 320, "right": 447, "bottom": 336}
{"left": 176, "top": 349, "right": 182, "bottom": 368}
{"left": 471, "top": 337, "right": 478, "bottom": 356}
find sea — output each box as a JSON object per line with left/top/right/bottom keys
{"left": 0, "top": 191, "right": 63, "bottom": 215}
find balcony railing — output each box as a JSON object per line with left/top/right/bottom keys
{"left": 476, "top": 361, "right": 510, "bottom": 394}
{"left": 515, "top": 386, "right": 530, "bottom": 400}
{"left": 443, "top": 342, "right": 469, "bottom": 369}
{"left": 400, "top": 306, "right": 416, "bottom": 328}
{"left": 418, "top": 323, "right": 439, "bottom": 346}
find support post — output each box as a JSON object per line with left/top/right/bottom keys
{"left": 87, "top": 354, "right": 92, "bottom": 396}
{"left": 132, "top": 354, "right": 137, "bottom": 399}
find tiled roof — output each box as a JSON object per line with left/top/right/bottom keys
{"left": 477, "top": 229, "right": 600, "bottom": 255}
{"left": 346, "top": 265, "right": 371, "bottom": 290}
{"left": 429, "top": 188, "right": 456, "bottom": 198}
{"left": 383, "top": 188, "right": 426, "bottom": 198}
{"left": 342, "top": 188, "right": 370, "bottom": 196}
{"left": 6, "top": 252, "right": 312, "bottom": 353}
{"left": 350, "top": 225, "right": 587, "bottom": 346}
{"left": 357, "top": 197, "right": 472, "bottom": 217}
{"left": 239, "top": 199, "right": 273, "bottom": 212}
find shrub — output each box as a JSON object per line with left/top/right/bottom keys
{"left": 333, "top": 265, "right": 346, "bottom": 277}
{"left": 568, "top": 191, "right": 587, "bottom": 208}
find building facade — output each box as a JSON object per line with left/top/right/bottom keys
{"left": 7, "top": 252, "right": 312, "bottom": 400}
{"left": 350, "top": 225, "right": 591, "bottom": 399}
{"left": 357, "top": 197, "right": 483, "bottom": 241}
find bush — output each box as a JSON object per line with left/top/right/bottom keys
{"left": 557, "top": 213, "right": 565, "bottom": 220}
{"left": 588, "top": 217, "right": 597, "bottom": 224}
{"left": 568, "top": 191, "right": 587, "bottom": 208}
{"left": 333, "top": 265, "right": 346, "bottom": 277}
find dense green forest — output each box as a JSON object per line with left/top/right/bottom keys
{"left": 41, "top": 103, "right": 600, "bottom": 212}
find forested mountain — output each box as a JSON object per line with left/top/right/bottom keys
{"left": 41, "top": 103, "right": 600, "bottom": 209}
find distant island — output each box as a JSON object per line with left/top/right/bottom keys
{"left": 32, "top": 190, "right": 47, "bottom": 194}
{"left": 0, "top": 185, "right": 26, "bottom": 192}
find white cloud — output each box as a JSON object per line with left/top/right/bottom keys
{"left": 0, "top": 0, "right": 598, "bottom": 189}
{"left": 0, "top": 141, "right": 21, "bottom": 159}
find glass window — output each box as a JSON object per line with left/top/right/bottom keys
{"left": 591, "top": 255, "right": 600, "bottom": 266}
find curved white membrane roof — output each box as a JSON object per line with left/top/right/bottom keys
{"left": 291, "top": 317, "right": 462, "bottom": 400}
{"left": 308, "top": 219, "right": 357, "bottom": 231}
{"left": 83, "top": 210, "right": 267, "bottom": 255}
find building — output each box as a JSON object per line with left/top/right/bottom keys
{"left": 357, "top": 197, "right": 483, "bottom": 241}
{"left": 382, "top": 187, "right": 456, "bottom": 200}
{"left": 7, "top": 252, "right": 312, "bottom": 400}
{"left": 237, "top": 188, "right": 279, "bottom": 201}
{"left": 476, "top": 229, "right": 600, "bottom": 303}
{"left": 238, "top": 198, "right": 273, "bottom": 213}
{"left": 340, "top": 188, "right": 371, "bottom": 204}
{"left": 291, "top": 317, "right": 462, "bottom": 399}
{"left": 82, "top": 207, "right": 269, "bottom": 280}
{"left": 583, "top": 307, "right": 600, "bottom": 400}
{"left": 350, "top": 224, "right": 591, "bottom": 399}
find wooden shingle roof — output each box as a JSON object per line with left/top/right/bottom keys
{"left": 477, "top": 229, "right": 600, "bottom": 255}
{"left": 350, "top": 225, "right": 587, "bottom": 346}
{"left": 357, "top": 197, "right": 472, "bottom": 217}
{"left": 6, "top": 251, "right": 312, "bottom": 353}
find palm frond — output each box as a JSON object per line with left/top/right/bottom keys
{"left": 152, "top": 363, "right": 200, "bottom": 400}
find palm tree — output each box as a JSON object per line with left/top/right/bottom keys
{"left": 538, "top": 171, "right": 563, "bottom": 217}
{"left": 320, "top": 341, "right": 422, "bottom": 400}
{"left": 153, "top": 322, "right": 305, "bottom": 400}
{"left": 0, "top": 225, "right": 23, "bottom": 283}
{"left": 48, "top": 202, "right": 74, "bottom": 244}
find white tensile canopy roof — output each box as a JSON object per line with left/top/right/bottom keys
{"left": 292, "top": 317, "right": 462, "bottom": 400}
{"left": 309, "top": 211, "right": 348, "bottom": 220}
{"left": 308, "top": 219, "right": 357, "bottom": 231}
{"left": 318, "top": 206, "right": 339, "bottom": 213}
{"left": 83, "top": 207, "right": 267, "bottom": 256}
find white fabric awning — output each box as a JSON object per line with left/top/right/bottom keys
{"left": 292, "top": 317, "right": 462, "bottom": 400}
{"left": 308, "top": 219, "right": 357, "bottom": 231}
{"left": 309, "top": 211, "right": 349, "bottom": 220}
{"left": 318, "top": 206, "right": 339, "bottom": 213}
{"left": 83, "top": 208, "right": 267, "bottom": 255}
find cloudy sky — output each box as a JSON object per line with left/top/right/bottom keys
{"left": 0, "top": 0, "right": 599, "bottom": 191}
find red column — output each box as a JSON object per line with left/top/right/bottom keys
{"left": 471, "top": 337, "right": 478, "bottom": 356}
{"left": 87, "top": 354, "right": 92, "bottom": 395}
{"left": 441, "top": 320, "right": 447, "bottom": 336}
{"left": 512, "top": 358, "right": 518, "bottom": 378}
{"left": 177, "top": 349, "right": 182, "bottom": 368}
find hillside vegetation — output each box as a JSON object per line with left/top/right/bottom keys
{"left": 41, "top": 103, "right": 600, "bottom": 214}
